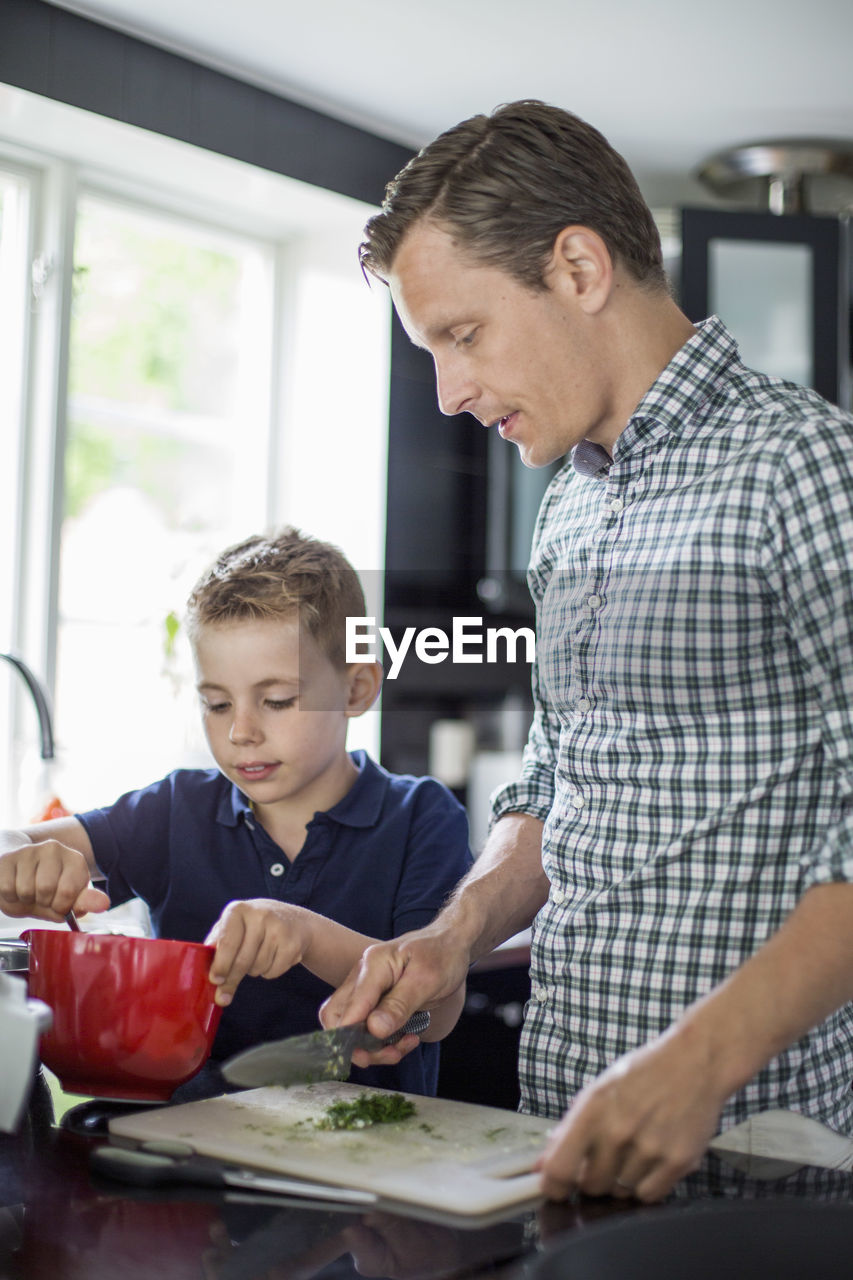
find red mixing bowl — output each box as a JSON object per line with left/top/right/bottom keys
{"left": 24, "top": 930, "right": 222, "bottom": 1101}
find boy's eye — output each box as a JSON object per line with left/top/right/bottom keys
{"left": 264, "top": 697, "right": 295, "bottom": 711}
{"left": 203, "top": 700, "right": 229, "bottom": 714}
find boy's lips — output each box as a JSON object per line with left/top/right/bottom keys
{"left": 235, "top": 762, "right": 279, "bottom": 781}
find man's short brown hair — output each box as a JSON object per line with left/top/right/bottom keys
{"left": 360, "top": 99, "right": 666, "bottom": 292}
{"left": 186, "top": 527, "right": 366, "bottom": 669}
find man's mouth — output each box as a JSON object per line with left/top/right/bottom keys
{"left": 496, "top": 412, "right": 519, "bottom": 437}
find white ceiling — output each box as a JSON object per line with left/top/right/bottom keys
{"left": 45, "top": 0, "right": 853, "bottom": 207}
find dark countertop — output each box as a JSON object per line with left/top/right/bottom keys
{"left": 3, "top": 1071, "right": 853, "bottom": 1280}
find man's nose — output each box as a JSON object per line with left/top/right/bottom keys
{"left": 434, "top": 355, "right": 478, "bottom": 418}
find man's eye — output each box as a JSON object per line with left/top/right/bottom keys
{"left": 265, "top": 698, "right": 295, "bottom": 710}
{"left": 458, "top": 331, "right": 476, "bottom": 347}
{"left": 204, "top": 701, "right": 229, "bottom": 714}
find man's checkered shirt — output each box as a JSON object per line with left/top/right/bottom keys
{"left": 491, "top": 316, "right": 853, "bottom": 1132}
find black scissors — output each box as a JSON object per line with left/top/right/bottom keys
{"left": 90, "top": 1142, "right": 376, "bottom": 1206}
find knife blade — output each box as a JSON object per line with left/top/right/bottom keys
{"left": 221, "top": 1011, "right": 431, "bottom": 1089}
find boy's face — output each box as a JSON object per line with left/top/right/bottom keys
{"left": 193, "top": 616, "right": 356, "bottom": 814}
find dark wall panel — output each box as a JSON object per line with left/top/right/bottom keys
{"left": 0, "top": 0, "right": 413, "bottom": 206}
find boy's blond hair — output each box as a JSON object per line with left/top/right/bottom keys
{"left": 186, "top": 527, "right": 366, "bottom": 669}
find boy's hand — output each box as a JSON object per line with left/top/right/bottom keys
{"left": 0, "top": 842, "right": 110, "bottom": 921}
{"left": 205, "top": 899, "right": 309, "bottom": 1007}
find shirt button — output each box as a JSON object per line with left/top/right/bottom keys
{"left": 576, "top": 696, "right": 591, "bottom": 713}
{"left": 552, "top": 889, "right": 566, "bottom": 906}
{"left": 571, "top": 792, "right": 585, "bottom": 809}
{"left": 532, "top": 985, "right": 548, "bottom": 1003}
{"left": 586, "top": 594, "right": 602, "bottom": 610}
{"left": 609, "top": 497, "right": 624, "bottom": 513}
{"left": 269, "top": 862, "right": 286, "bottom": 877}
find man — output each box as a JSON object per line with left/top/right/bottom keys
{"left": 322, "top": 100, "right": 853, "bottom": 1203}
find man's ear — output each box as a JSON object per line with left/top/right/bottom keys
{"left": 547, "top": 225, "right": 613, "bottom": 315}
{"left": 346, "top": 661, "right": 383, "bottom": 717}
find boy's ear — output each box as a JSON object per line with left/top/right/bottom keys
{"left": 346, "top": 661, "right": 383, "bottom": 717}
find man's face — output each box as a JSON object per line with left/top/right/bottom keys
{"left": 388, "top": 220, "right": 616, "bottom": 468}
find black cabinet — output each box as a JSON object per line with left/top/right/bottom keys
{"left": 680, "top": 207, "right": 851, "bottom": 411}
{"left": 384, "top": 312, "right": 489, "bottom": 607}
{"left": 437, "top": 962, "right": 530, "bottom": 1111}
{"left": 380, "top": 314, "right": 549, "bottom": 780}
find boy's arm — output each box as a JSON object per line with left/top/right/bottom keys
{"left": 205, "top": 898, "right": 464, "bottom": 1037}
{"left": 0, "top": 818, "right": 111, "bottom": 920}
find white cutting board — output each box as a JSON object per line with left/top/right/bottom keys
{"left": 109, "top": 1082, "right": 553, "bottom": 1219}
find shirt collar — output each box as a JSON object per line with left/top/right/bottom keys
{"left": 625, "top": 315, "right": 739, "bottom": 441}
{"left": 321, "top": 750, "right": 389, "bottom": 829}
{"left": 214, "top": 749, "right": 388, "bottom": 830}
{"left": 570, "top": 316, "right": 740, "bottom": 480}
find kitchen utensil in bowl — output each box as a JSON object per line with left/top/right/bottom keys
{"left": 23, "top": 929, "right": 222, "bottom": 1101}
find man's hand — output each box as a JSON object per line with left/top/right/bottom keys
{"left": 319, "top": 812, "right": 548, "bottom": 1061}
{"left": 205, "top": 899, "right": 309, "bottom": 1007}
{"left": 537, "top": 1020, "right": 728, "bottom": 1203}
{"left": 319, "top": 925, "right": 471, "bottom": 1056}
{"left": 0, "top": 841, "right": 110, "bottom": 922}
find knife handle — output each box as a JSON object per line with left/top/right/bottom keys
{"left": 381, "top": 1010, "right": 430, "bottom": 1045}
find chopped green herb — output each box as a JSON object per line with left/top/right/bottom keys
{"left": 314, "top": 1091, "right": 417, "bottom": 1131}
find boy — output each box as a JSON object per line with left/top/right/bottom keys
{"left": 0, "top": 528, "right": 472, "bottom": 1098}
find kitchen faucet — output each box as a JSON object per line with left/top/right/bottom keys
{"left": 0, "top": 653, "right": 55, "bottom": 761}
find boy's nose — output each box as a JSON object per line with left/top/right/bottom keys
{"left": 228, "top": 713, "right": 261, "bottom": 745}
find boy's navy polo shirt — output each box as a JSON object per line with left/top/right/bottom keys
{"left": 77, "top": 750, "right": 472, "bottom": 1096}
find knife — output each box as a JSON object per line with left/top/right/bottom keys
{"left": 90, "top": 1143, "right": 377, "bottom": 1204}
{"left": 221, "top": 1011, "right": 431, "bottom": 1089}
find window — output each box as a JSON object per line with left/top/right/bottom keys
{"left": 0, "top": 166, "right": 32, "bottom": 642}
{"left": 1, "top": 91, "right": 389, "bottom": 826}
{"left": 56, "top": 193, "right": 274, "bottom": 804}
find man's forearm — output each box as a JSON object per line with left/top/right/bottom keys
{"left": 436, "top": 812, "right": 549, "bottom": 966}
{"left": 677, "top": 880, "right": 853, "bottom": 1100}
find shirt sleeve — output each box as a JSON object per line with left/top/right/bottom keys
{"left": 761, "top": 414, "right": 853, "bottom": 888}
{"left": 391, "top": 779, "right": 474, "bottom": 935}
{"left": 489, "top": 652, "right": 561, "bottom": 826}
{"left": 75, "top": 774, "right": 174, "bottom": 909}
